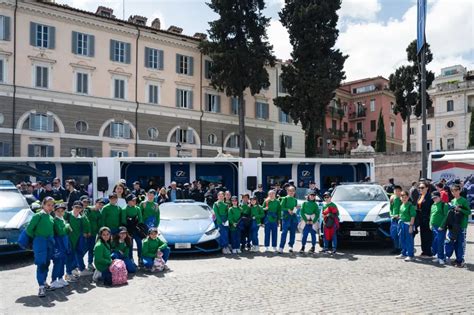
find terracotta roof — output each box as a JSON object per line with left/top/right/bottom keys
{"left": 340, "top": 76, "right": 388, "bottom": 86}
{"left": 36, "top": 1, "right": 202, "bottom": 43}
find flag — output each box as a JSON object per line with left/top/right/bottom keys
{"left": 417, "top": 0, "right": 427, "bottom": 54}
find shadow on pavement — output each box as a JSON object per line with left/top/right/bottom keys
{"left": 0, "top": 252, "right": 34, "bottom": 271}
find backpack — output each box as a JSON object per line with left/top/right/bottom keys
{"left": 109, "top": 259, "right": 128, "bottom": 286}
{"left": 152, "top": 257, "right": 165, "bottom": 272}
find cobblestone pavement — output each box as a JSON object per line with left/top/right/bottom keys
{"left": 1, "top": 225, "right": 473, "bottom": 314}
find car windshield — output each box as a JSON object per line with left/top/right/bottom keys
{"left": 332, "top": 185, "right": 388, "bottom": 202}
{"left": 0, "top": 190, "right": 29, "bottom": 211}
{"left": 160, "top": 204, "right": 211, "bottom": 220}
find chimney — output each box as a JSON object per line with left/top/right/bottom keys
{"left": 167, "top": 25, "right": 183, "bottom": 34}
{"left": 151, "top": 18, "right": 161, "bottom": 30}
{"left": 128, "top": 15, "right": 147, "bottom": 26}
{"left": 193, "top": 32, "right": 207, "bottom": 40}
{"left": 96, "top": 6, "right": 115, "bottom": 18}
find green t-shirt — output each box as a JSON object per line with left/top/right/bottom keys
{"left": 390, "top": 196, "right": 402, "bottom": 218}
{"left": 213, "top": 201, "right": 229, "bottom": 225}
{"left": 228, "top": 206, "right": 242, "bottom": 231}
{"left": 26, "top": 211, "right": 54, "bottom": 238}
{"left": 94, "top": 240, "right": 112, "bottom": 272}
{"left": 140, "top": 201, "right": 160, "bottom": 227}
{"left": 451, "top": 197, "right": 471, "bottom": 229}
{"left": 430, "top": 202, "right": 448, "bottom": 228}
{"left": 301, "top": 200, "right": 320, "bottom": 222}
{"left": 399, "top": 203, "right": 416, "bottom": 223}
{"left": 263, "top": 199, "right": 281, "bottom": 223}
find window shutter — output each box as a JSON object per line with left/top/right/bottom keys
{"left": 204, "top": 93, "right": 209, "bottom": 111}
{"left": 176, "top": 54, "right": 180, "bottom": 73}
{"left": 187, "top": 129, "right": 194, "bottom": 144}
{"left": 189, "top": 56, "right": 194, "bottom": 76}
{"left": 158, "top": 50, "right": 164, "bottom": 70}
{"left": 72, "top": 31, "right": 78, "bottom": 54}
{"left": 49, "top": 26, "right": 55, "bottom": 49}
{"left": 124, "top": 123, "right": 131, "bottom": 139}
{"left": 204, "top": 60, "right": 209, "bottom": 79}
{"left": 2, "top": 142, "right": 10, "bottom": 156}
{"left": 110, "top": 40, "right": 115, "bottom": 61}
{"left": 29, "top": 113, "right": 35, "bottom": 130}
{"left": 264, "top": 103, "right": 269, "bottom": 119}
{"left": 0, "top": 60, "right": 3, "bottom": 82}
{"left": 125, "top": 43, "right": 131, "bottom": 64}
{"left": 279, "top": 109, "right": 283, "bottom": 122}
{"left": 176, "top": 89, "right": 180, "bottom": 107}
{"left": 4, "top": 16, "right": 10, "bottom": 41}
{"left": 43, "top": 67, "right": 48, "bottom": 88}
{"left": 88, "top": 35, "right": 95, "bottom": 57}
{"left": 188, "top": 90, "right": 193, "bottom": 109}
{"left": 216, "top": 95, "right": 221, "bottom": 113}
{"left": 148, "top": 85, "right": 152, "bottom": 103}
{"left": 30, "top": 22, "right": 36, "bottom": 46}
{"left": 28, "top": 144, "right": 35, "bottom": 157}
{"left": 47, "top": 115, "right": 54, "bottom": 132}
{"left": 109, "top": 123, "right": 114, "bottom": 138}
{"left": 47, "top": 145, "right": 54, "bottom": 157}
{"left": 288, "top": 137, "right": 292, "bottom": 149}
{"left": 174, "top": 128, "right": 180, "bottom": 142}
{"left": 144, "top": 47, "right": 150, "bottom": 68}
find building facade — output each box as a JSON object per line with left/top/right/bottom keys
{"left": 323, "top": 77, "right": 404, "bottom": 154}
{"left": 0, "top": 0, "right": 305, "bottom": 158}
{"left": 403, "top": 65, "right": 474, "bottom": 152}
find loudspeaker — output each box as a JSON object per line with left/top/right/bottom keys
{"left": 97, "top": 176, "right": 109, "bottom": 192}
{"left": 247, "top": 176, "right": 257, "bottom": 191}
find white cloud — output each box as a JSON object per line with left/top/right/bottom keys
{"left": 338, "top": 0, "right": 382, "bottom": 21}
{"left": 267, "top": 19, "right": 291, "bottom": 61}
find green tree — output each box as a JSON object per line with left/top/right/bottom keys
{"left": 200, "top": 0, "right": 275, "bottom": 157}
{"left": 469, "top": 111, "right": 474, "bottom": 148}
{"left": 375, "top": 109, "right": 386, "bottom": 152}
{"left": 274, "top": 0, "right": 347, "bottom": 157}
{"left": 279, "top": 134, "right": 287, "bottom": 158}
{"left": 389, "top": 40, "right": 434, "bottom": 151}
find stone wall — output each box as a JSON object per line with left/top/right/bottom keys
{"left": 354, "top": 152, "right": 422, "bottom": 189}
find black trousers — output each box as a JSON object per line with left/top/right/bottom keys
{"left": 416, "top": 211, "right": 433, "bottom": 256}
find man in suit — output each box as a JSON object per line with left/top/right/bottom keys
{"left": 167, "top": 181, "right": 183, "bottom": 202}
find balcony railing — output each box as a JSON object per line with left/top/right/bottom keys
{"left": 328, "top": 128, "right": 346, "bottom": 138}
{"left": 435, "top": 80, "right": 474, "bottom": 92}
{"left": 349, "top": 109, "right": 367, "bottom": 120}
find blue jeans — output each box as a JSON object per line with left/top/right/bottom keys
{"left": 431, "top": 226, "right": 446, "bottom": 260}
{"left": 264, "top": 221, "right": 278, "bottom": 247}
{"left": 33, "top": 236, "right": 54, "bottom": 286}
{"left": 279, "top": 217, "right": 297, "bottom": 249}
{"left": 128, "top": 232, "right": 143, "bottom": 262}
{"left": 301, "top": 224, "right": 316, "bottom": 247}
{"left": 142, "top": 247, "right": 170, "bottom": 268}
{"left": 399, "top": 223, "right": 414, "bottom": 257}
{"left": 74, "top": 244, "right": 86, "bottom": 272}
{"left": 250, "top": 220, "right": 260, "bottom": 246}
{"left": 390, "top": 218, "right": 400, "bottom": 249}
{"left": 231, "top": 229, "right": 241, "bottom": 250}
{"left": 111, "top": 252, "right": 137, "bottom": 273}
{"left": 445, "top": 228, "right": 466, "bottom": 264}
{"left": 323, "top": 228, "right": 338, "bottom": 251}
{"left": 101, "top": 269, "right": 112, "bottom": 286}
{"left": 218, "top": 224, "right": 229, "bottom": 248}
{"left": 52, "top": 235, "right": 70, "bottom": 282}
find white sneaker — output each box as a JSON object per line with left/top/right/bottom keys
{"left": 38, "top": 286, "right": 46, "bottom": 297}
{"left": 232, "top": 249, "right": 237, "bottom": 254}
{"left": 51, "top": 280, "right": 64, "bottom": 289}
{"left": 222, "top": 248, "right": 227, "bottom": 254}
{"left": 289, "top": 247, "right": 294, "bottom": 253}
{"left": 404, "top": 256, "right": 414, "bottom": 262}
{"left": 438, "top": 259, "right": 445, "bottom": 265}
{"left": 432, "top": 258, "right": 439, "bottom": 263}
{"left": 265, "top": 247, "right": 270, "bottom": 252}
{"left": 59, "top": 278, "right": 69, "bottom": 287}
{"left": 64, "top": 274, "right": 77, "bottom": 283}
{"left": 80, "top": 269, "right": 93, "bottom": 276}
{"left": 253, "top": 246, "right": 259, "bottom": 252}
{"left": 236, "top": 249, "right": 242, "bottom": 254}
{"left": 92, "top": 270, "right": 102, "bottom": 282}
{"left": 273, "top": 247, "right": 278, "bottom": 252}
{"left": 278, "top": 248, "right": 283, "bottom": 254}
{"left": 396, "top": 254, "right": 406, "bottom": 259}
{"left": 72, "top": 269, "right": 81, "bottom": 277}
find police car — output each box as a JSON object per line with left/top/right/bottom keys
{"left": 329, "top": 183, "right": 391, "bottom": 242}
{"left": 0, "top": 180, "right": 34, "bottom": 255}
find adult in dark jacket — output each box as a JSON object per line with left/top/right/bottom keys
{"left": 39, "top": 182, "right": 61, "bottom": 201}
{"left": 182, "top": 183, "right": 191, "bottom": 199}
{"left": 253, "top": 184, "right": 267, "bottom": 205}
{"left": 167, "top": 181, "right": 183, "bottom": 201}
{"left": 52, "top": 178, "right": 68, "bottom": 201}
{"left": 66, "top": 179, "right": 82, "bottom": 211}
{"left": 190, "top": 182, "right": 205, "bottom": 202}
{"left": 415, "top": 182, "right": 433, "bottom": 257}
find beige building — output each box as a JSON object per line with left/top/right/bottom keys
{"left": 403, "top": 65, "right": 474, "bottom": 152}
{"left": 0, "top": 0, "right": 305, "bottom": 158}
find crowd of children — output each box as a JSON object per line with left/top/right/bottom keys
{"left": 25, "top": 189, "right": 167, "bottom": 298}
{"left": 389, "top": 184, "right": 470, "bottom": 266}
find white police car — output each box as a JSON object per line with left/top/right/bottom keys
{"left": 330, "top": 184, "right": 391, "bottom": 242}
{"left": 0, "top": 180, "right": 34, "bottom": 255}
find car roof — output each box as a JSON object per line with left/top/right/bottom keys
{"left": 0, "top": 180, "right": 17, "bottom": 190}
{"left": 161, "top": 200, "right": 209, "bottom": 207}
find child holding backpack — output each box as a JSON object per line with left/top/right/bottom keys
{"left": 142, "top": 227, "right": 170, "bottom": 271}
{"left": 299, "top": 191, "right": 320, "bottom": 254}
{"left": 26, "top": 196, "right": 55, "bottom": 297}
{"left": 93, "top": 227, "right": 113, "bottom": 286}
{"left": 322, "top": 192, "right": 339, "bottom": 254}
{"left": 429, "top": 191, "right": 449, "bottom": 265}
{"left": 278, "top": 186, "right": 299, "bottom": 253}
{"left": 250, "top": 196, "right": 265, "bottom": 252}
{"left": 228, "top": 196, "right": 242, "bottom": 254}
{"left": 51, "top": 203, "right": 72, "bottom": 289}
{"left": 263, "top": 190, "right": 281, "bottom": 253}
{"left": 111, "top": 227, "right": 137, "bottom": 273}
{"left": 140, "top": 189, "right": 160, "bottom": 228}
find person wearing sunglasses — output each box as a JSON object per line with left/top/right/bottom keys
{"left": 321, "top": 192, "right": 339, "bottom": 254}
{"left": 416, "top": 182, "right": 433, "bottom": 258}
{"left": 397, "top": 192, "right": 416, "bottom": 262}
{"left": 445, "top": 184, "right": 470, "bottom": 268}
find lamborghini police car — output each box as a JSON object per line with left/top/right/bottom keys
{"left": 330, "top": 183, "right": 391, "bottom": 242}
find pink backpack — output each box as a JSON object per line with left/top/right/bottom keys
{"left": 109, "top": 259, "right": 128, "bottom": 286}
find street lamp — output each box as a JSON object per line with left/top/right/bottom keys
{"left": 176, "top": 142, "right": 182, "bottom": 158}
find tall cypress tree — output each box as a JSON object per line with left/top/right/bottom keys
{"left": 375, "top": 109, "right": 386, "bottom": 152}
{"left": 274, "top": 0, "right": 347, "bottom": 157}
{"left": 200, "top": 0, "right": 275, "bottom": 157}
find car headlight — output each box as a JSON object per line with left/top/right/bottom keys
{"left": 205, "top": 227, "right": 219, "bottom": 236}
{"left": 375, "top": 204, "right": 390, "bottom": 221}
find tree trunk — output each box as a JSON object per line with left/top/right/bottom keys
{"left": 238, "top": 94, "right": 246, "bottom": 157}
{"left": 305, "top": 121, "right": 316, "bottom": 157}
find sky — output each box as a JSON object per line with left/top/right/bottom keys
{"left": 58, "top": 0, "right": 474, "bottom": 82}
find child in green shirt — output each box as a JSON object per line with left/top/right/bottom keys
{"left": 122, "top": 194, "right": 143, "bottom": 265}
{"left": 279, "top": 186, "right": 298, "bottom": 253}
{"left": 229, "top": 196, "right": 242, "bottom": 254}
{"left": 299, "top": 191, "right": 320, "bottom": 254}
{"left": 101, "top": 193, "right": 122, "bottom": 234}
{"left": 111, "top": 226, "right": 137, "bottom": 273}
{"left": 250, "top": 196, "right": 265, "bottom": 252}
{"left": 213, "top": 191, "right": 230, "bottom": 255}
{"left": 240, "top": 194, "right": 252, "bottom": 251}
{"left": 142, "top": 227, "right": 170, "bottom": 271}
{"left": 85, "top": 198, "right": 104, "bottom": 271}
{"left": 140, "top": 189, "right": 160, "bottom": 228}
{"left": 263, "top": 190, "right": 281, "bottom": 252}
{"left": 389, "top": 185, "right": 402, "bottom": 254}
{"left": 51, "top": 203, "right": 72, "bottom": 289}
{"left": 93, "top": 227, "right": 113, "bottom": 286}
{"left": 397, "top": 191, "right": 417, "bottom": 261}
{"left": 429, "top": 191, "right": 448, "bottom": 265}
